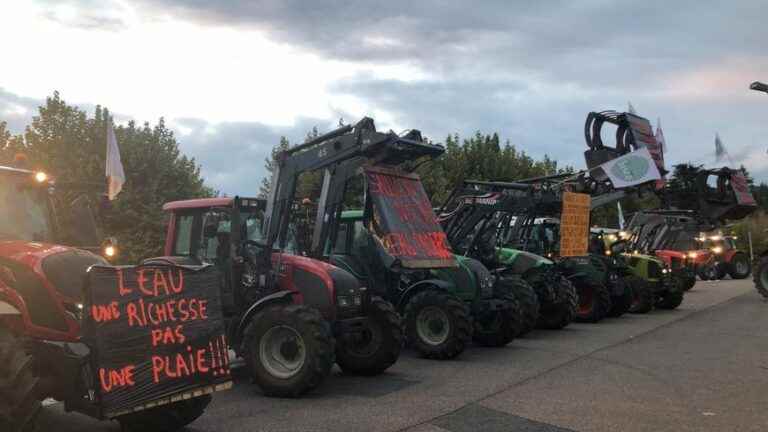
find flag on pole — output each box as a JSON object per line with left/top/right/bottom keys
{"left": 106, "top": 119, "right": 125, "bottom": 200}
{"left": 617, "top": 201, "right": 625, "bottom": 230}
{"left": 628, "top": 101, "right": 637, "bottom": 114}
{"left": 596, "top": 147, "right": 662, "bottom": 188}
{"left": 654, "top": 118, "right": 667, "bottom": 189}
{"left": 714, "top": 133, "right": 729, "bottom": 163}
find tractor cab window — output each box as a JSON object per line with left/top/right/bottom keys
{"left": 333, "top": 223, "right": 350, "bottom": 254}
{"left": 0, "top": 174, "right": 52, "bottom": 242}
{"left": 200, "top": 210, "right": 231, "bottom": 264}
{"left": 242, "top": 211, "right": 265, "bottom": 242}
{"left": 173, "top": 214, "right": 194, "bottom": 255}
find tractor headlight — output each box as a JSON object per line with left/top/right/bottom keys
{"left": 712, "top": 246, "right": 723, "bottom": 254}
{"left": 34, "top": 171, "right": 48, "bottom": 183}
{"left": 662, "top": 268, "right": 669, "bottom": 274}
{"left": 687, "top": 252, "right": 698, "bottom": 259}
{"left": 337, "top": 296, "right": 352, "bottom": 308}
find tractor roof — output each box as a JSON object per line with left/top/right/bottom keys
{"left": 163, "top": 196, "right": 262, "bottom": 211}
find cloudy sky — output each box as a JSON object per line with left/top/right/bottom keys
{"left": 1, "top": 0, "right": 767, "bottom": 195}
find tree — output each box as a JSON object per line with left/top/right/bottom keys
{"left": 9, "top": 92, "right": 214, "bottom": 262}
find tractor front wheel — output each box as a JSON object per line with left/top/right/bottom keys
{"left": 0, "top": 327, "right": 41, "bottom": 432}
{"left": 628, "top": 278, "right": 654, "bottom": 314}
{"left": 336, "top": 297, "right": 403, "bottom": 376}
{"left": 536, "top": 277, "right": 577, "bottom": 330}
{"left": 473, "top": 291, "right": 523, "bottom": 347}
{"left": 118, "top": 394, "right": 212, "bottom": 431}
{"left": 501, "top": 276, "right": 539, "bottom": 336}
{"left": 405, "top": 290, "right": 472, "bottom": 360}
{"left": 242, "top": 304, "right": 334, "bottom": 398}
{"left": 729, "top": 253, "right": 751, "bottom": 279}
{"left": 608, "top": 278, "right": 634, "bottom": 318}
{"left": 574, "top": 280, "right": 612, "bottom": 323}
{"left": 656, "top": 290, "right": 684, "bottom": 310}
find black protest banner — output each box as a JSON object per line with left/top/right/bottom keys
{"left": 364, "top": 165, "right": 455, "bottom": 269}
{"left": 84, "top": 263, "right": 230, "bottom": 417}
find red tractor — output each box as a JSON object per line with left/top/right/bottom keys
{"left": 696, "top": 234, "right": 750, "bottom": 280}
{"left": 156, "top": 121, "right": 406, "bottom": 397}
{"left": 0, "top": 165, "right": 217, "bottom": 432}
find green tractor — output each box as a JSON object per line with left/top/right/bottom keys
{"left": 437, "top": 185, "right": 579, "bottom": 329}
{"left": 590, "top": 228, "right": 679, "bottom": 312}
{"left": 331, "top": 210, "right": 539, "bottom": 348}
{"left": 283, "top": 119, "right": 530, "bottom": 360}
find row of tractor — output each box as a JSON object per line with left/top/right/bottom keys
{"left": 0, "top": 109, "right": 758, "bottom": 432}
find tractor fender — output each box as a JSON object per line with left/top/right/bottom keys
{"left": 396, "top": 279, "right": 454, "bottom": 312}
{"left": 235, "top": 290, "right": 294, "bottom": 341}
{"left": 0, "top": 300, "right": 21, "bottom": 315}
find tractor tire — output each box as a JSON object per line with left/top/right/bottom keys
{"left": 118, "top": 394, "right": 211, "bottom": 432}
{"left": 336, "top": 297, "right": 403, "bottom": 376}
{"left": 573, "top": 279, "right": 612, "bottom": 323}
{"left": 715, "top": 264, "right": 728, "bottom": 280}
{"left": 656, "top": 290, "right": 684, "bottom": 310}
{"left": 501, "top": 276, "right": 539, "bottom": 336}
{"left": 404, "top": 290, "right": 472, "bottom": 360}
{"left": 729, "top": 253, "right": 751, "bottom": 279}
{"left": 0, "top": 327, "right": 40, "bottom": 432}
{"left": 628, "top": 277, "right": 654, "bottom": 314}
{"left": 608, "top": 278, "right": 634, "bottom": 318}
{"left": 753, "top": 255, "right": 768, "bottom": 299}
{"left": 682, "top": 274, "right": 697, "bottom": 290}
{"left": 473, "top": 291, "right": 523, "bottom": 347}
{"left": 242, "top": 304, "right": 334, "bottom": 398}
{"left": 536, "top": 276, "right": 577, "bottom": 330}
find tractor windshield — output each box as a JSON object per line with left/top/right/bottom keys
{"left": 0, "top": 173, "right": 53, "bottom": 242}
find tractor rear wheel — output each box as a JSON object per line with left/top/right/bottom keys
{"left": 574, "top": 280, "right": 612, "bottom": 323}
{"left": 0, "top": 327, "right": 41, "bottom": 432}
{"left": 473, "top": 291, "right": 523, "bottom": 347}
{"left": 502, "top": 276, "right": 539, "bottom": 336}
{"left": 628, "top": 277, "right": 654, "bottom": 314}
{"left": 336, "top": 297, "right": 403, "bottom": 376}
{"left": 608, "top": 278, "right": 634, "bottom": 318}
{"left": 682, "top": 274, "right": 697, "bottom": 290}
{"left": 242, "top": 304, "right": 334, "bottom": 398}
{"left": 405, "top": 290, "right": 472, "bottom": 360}
{"left": 753, "top": 255, "right": 768, "bottom": 299}
{"left": 536, "top": 276, "right": 577, "bottom": 330}
{"left": 118, "top": 394, "right": 211, "bottom": 431}
{"left": 729, "top": 253, "right": 751, "bottom": 279}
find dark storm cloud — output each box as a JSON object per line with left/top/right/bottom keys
{"left": 134, "top": 0, "right": 765, "bottom": 87}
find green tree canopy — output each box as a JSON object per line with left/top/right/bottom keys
{"left": 1, "top": 92, "right": 214, "bottom": 262}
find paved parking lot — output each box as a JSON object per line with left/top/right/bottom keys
{"left": 45, "top": 279, "right": 768, "bottom": 432}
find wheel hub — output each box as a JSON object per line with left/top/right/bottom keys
{"left": 259, "top": 325, "right": 306, "bottom": 379}
{"left": 416, "top": 306, "right": 450, "bottom": 346}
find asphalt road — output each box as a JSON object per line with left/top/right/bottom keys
{"left": 42, "top": 278, "right": 768, "bottom": 432}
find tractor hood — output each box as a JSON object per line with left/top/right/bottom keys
{"left": 496, "top": 247, "right": 553, "bottom": 273}
{"left": 0, "top": 240, "right": 108, "bottom": 302}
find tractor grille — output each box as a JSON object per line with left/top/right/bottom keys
{"left": 648, "top": 261, "right": 662, "bottom": 279}
{"left": 42, "top": 249, "right": 107, "bottom": 301}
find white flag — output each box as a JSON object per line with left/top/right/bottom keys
{"left": 655, "top": 118, "right": 666, "bottom": 153}
{"left": 106, "top": 120, "right": 125, "bottom": 200}
{"left": 598, "top": 147, "right": 661, "bottom": 188}
{"left": 628, "top": 101, "right": 637, "bottom": 114}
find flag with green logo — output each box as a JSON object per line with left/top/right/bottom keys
{"left": 597, "top": 147, "right": 661, "bottom": 188}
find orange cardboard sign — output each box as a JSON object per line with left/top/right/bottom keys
{"left": 560, "top": 192, "right": 591, "bottom": 257}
